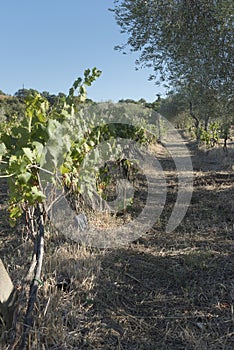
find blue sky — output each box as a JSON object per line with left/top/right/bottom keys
{"left": 0, "top": 0, "right": 165, "bottom": 102}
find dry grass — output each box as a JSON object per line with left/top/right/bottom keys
{"left": 0, "top": 134, "right": 234, "bottom": 349}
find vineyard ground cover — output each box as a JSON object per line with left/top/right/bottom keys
{"left": 0, "top": 133, "right": 234, "bottom": 349}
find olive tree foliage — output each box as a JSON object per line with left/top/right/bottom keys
{"left": 111, "top": 0, "right": 234, "bottom": 136}
{"left": 159, "top": 92, "right": 191, "bottom": 125}
{"left": 112, "top": 0, "right": 233, "bottom": 90}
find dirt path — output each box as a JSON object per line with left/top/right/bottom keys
{"left": 0, "top": 134, "right": 234, "bottom": 349}
{"left": 90, "top": 134, "right": 234, "bottom": 350}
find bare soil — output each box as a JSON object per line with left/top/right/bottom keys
{"left": 0, "top": 132, "right": 234, "bottom": 349}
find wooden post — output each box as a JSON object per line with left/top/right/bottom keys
{"left": 0, "top": 258, "right": 17, "bottom": 329}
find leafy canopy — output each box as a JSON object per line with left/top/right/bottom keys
{"left": 112, "top": 0, "right": 233, "bottom": 98}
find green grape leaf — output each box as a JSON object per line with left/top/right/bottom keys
{"left": 9, "top": 205, "right": 22, "bottom": 220}
{"left": 22, "top": 148, "right": 35, "bottom": 162}
{"left": 18, "top": 172, "right": 32, "bottom": 184}
{"left": 31, "top": 186, "right": 46, "bottom": 201}
{"left": 0, "top": 143, "right": 6, "bottom": 158}
{"left": 60, "top": 163, "right": 70, "bottom": 175}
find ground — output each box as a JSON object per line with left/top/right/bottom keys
{"left": 0, "top": 132, "right": 233, "bottom": 349}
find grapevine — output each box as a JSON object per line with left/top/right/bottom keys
{"left": 0, "top": 68, "right": 160, "bottom": 346}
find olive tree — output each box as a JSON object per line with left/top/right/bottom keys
{"left": 111, "top": 0, "right": 234, "bottom": 135}
{"left": 112, "top": 1, "right": 233, "bottom": 88}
